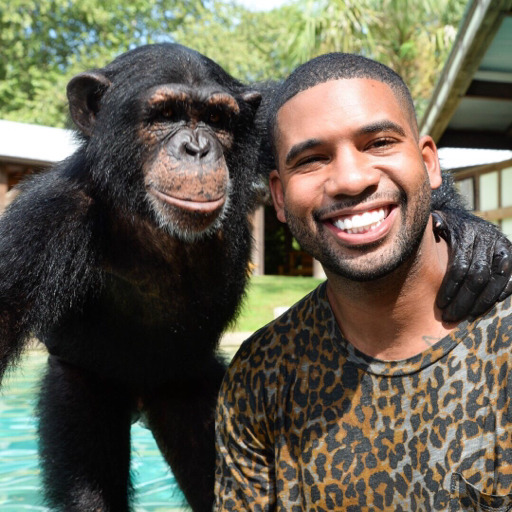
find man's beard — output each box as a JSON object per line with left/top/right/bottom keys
{"left": 284, "top": 180, "right": 432, "bottom": 282}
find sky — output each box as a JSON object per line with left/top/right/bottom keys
{"left": 235, "top": 0, "right": 289, "bottom": 11}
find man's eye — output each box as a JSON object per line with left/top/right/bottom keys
{"left": 296, "top": 155, "right": 323, "bottom": 167}
{"left": 368, "top": 138, "right": 395, "bottom": 149}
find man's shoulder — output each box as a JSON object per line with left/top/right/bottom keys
{"left": 463, "top": 294, "right": 512, "bottom": 351}
{"left": 229, "top": 281, "right": 330, "bottom": 371}
{"left": 475, "top": 294, "right": 512, "bottom": 327}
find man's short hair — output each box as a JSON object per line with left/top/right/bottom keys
{"left": 267, "top": 53, "right": 417, "bottom": 163}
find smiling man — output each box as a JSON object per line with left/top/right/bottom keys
{"left": 215, "top": 54, "right": 512, "bottom": 510}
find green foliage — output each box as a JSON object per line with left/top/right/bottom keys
{"left": 0, "top": 0, "right": 202, "bottom": 127}
{"left": 172, "top": 1, "right": 296, "bottom": 82}
{"left": 0, "top": 0, "right": 468, "bottom": 127}
{"left": 283, "top": 0, "right": 373, "bottom": 63}
{"left": 0, "top": 0, "right": 297, "bottom": 127}
{"left": 280, "top": 0, "right": 468, "bottom": 118}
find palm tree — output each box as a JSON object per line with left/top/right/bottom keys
{"left": 281, "top": 0, "right": 467, "bottom": 117}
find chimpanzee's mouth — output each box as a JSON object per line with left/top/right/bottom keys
{"left": 149, "top": 187, "right": 226, "bottom": 214}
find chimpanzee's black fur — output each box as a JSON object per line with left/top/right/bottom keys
{"left": 0, "top": 43, "right": 263, "bottom": 512}
{"left": 0, "top": 43, "right": 511, "bottom": 512}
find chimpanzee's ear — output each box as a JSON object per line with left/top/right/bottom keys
{"left": 67, "top": 72, "right": 111, "bottom": 136}
{"left": 241, "top": 90, "right": 262, "bottom": 111}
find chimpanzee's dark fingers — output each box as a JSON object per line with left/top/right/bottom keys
{"left": 433, "top": 209, "right": 512, "bottom": 322}
{"left": 458, "top": 241, "right": 511, "bottom": 322}
{"left": 468, "top": 277, "right": 510, "bottom": 321}
{"left": 465, "top": 239, "right": 511, "bottom": 319}
{"left": 442, "top": 227, "right": 512, "bottom": 322}
{"left": 432, "top": 211, "right": 452, "bottom": 245}
{"left": 494, "top": 239, "right": 512, "bottom": 302}
{"left": 498, "top": 275, "right": 512, "bottom": 301}
{"left": 441, "top": 256, "right": 491, "bottom": 323}
{"left": 498, "top": 276, "right": 512, "bottom": 302}
{"left": 493, "top": 237, "right": 512, "bottom": 302}
{"left": 433, "top": 211, "right": 473, "bottom": 310}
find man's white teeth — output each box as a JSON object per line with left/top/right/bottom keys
{"left": 333, "top": 208, "right": 386, "bottom": 234}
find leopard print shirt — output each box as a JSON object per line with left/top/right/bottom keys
{"left": 215, "top": 283, "right": 512, "bottom": 511}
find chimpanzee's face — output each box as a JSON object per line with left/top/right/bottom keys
{"left": 66, "top": 45, "right": 261, "bottom": 242}
{"left": 138, "top": 83, "right": 241, "bottom": 240}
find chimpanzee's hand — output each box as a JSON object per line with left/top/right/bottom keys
{"left": 433, "top": 210, "right": 512, "bottom": 323}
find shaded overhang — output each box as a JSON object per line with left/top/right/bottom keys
{"left": 420, "top": 0, "right": 512, "bottom": 150}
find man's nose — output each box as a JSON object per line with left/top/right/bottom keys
{"left": 325, "top": 148, "right": 380, "bottom": 197}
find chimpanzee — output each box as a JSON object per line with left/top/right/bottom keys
{"left": 0, "top": 43, "right": 510, "bottom": 512}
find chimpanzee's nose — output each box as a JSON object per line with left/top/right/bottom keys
{"left": 184, "top": 134, "right": 211, "bottom": 158}
{"left": 170, "top": 129, "right": 222, "bottom": 161}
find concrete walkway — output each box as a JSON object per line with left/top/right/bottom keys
{"left": 29, "top": 331, "right": 254, "bottom": 361}
{"left": 219, "top": 331, "right": 253, "bottom": 359}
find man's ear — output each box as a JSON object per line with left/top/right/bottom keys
{"left": 67, "top": 71, "right": 111, "bottom": 136}
{"left": 419, "top": 135, "right": 442, "bottom": 190}
{"left": 269, "top": 170, "right": 286, "bottom": 223}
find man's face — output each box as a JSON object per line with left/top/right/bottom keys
{"left": 269, "top": 78, "right": 442, "bottom": 281}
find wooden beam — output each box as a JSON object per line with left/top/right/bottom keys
{"left": 465, "top": 79, "right": 512, "bottom": 100}
{"left": 420, "top": 0, "right": 512, "bottom": 141}
{"left": 476, "top": 205, "right": 512, "bottom": 221}
{"left": 453, "top": 158, "right": 512, "bottom": 179}
{"left": 438, "top": 129, "right": 512, "bottom": 149}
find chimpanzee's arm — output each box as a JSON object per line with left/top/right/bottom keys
{"left": 0, "top": 189, "right": 45, "bottom": 381}
{"left": 432, "top": 172, "right": 512, "bottom": 323}
{"left": 0, "top": 165, "right": 97, "bottom": 383}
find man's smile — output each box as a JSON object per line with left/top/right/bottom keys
{"left": 322, "top": 204, "right": 398, "bottom": 245}
{"left": 331, "top": 206, "right": 389, "bottom": 234}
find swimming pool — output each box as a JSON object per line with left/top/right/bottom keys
{"left": 0, "top": 349, "right": 187, "bottom": 511}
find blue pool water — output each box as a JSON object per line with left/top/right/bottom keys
{"left": 0, "top": 350, "right": 188, "bottom": 511}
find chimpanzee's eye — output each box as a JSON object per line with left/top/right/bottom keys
{"left": 209, "top": 112, "right": 221, "bottom": 124}
{"left": 161, "top": 105, "right": 173, "bottom": 118}
{"left": 149, "top": 100, "right": 186, "bottom": 124}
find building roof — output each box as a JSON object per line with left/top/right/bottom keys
{"left": 0, "top": 119, "right": 79, "bottom": 166}
{"left": 438, "top": 146, "right": 512, "bottom": 170}
{"left": 420, "top": 0, "right": 512, "bottom": 151}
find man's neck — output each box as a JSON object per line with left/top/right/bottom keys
{"left": 325, "top": 220, "right": 457, "bottom": 361}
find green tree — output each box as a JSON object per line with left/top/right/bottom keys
{"left": 278, "top": 0, "right": 467, "bottom": 117}
{"left": 0, "top": 0, "right": 202, "bottom": 127}
{"left": 171, "top": 0, "right": 297, "bottom": 82}
{"left": 371, "top": 0, "right": 467, "bottom": 116}
{"left": 0, "top": 0, "right": 467, "bottom": 127}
